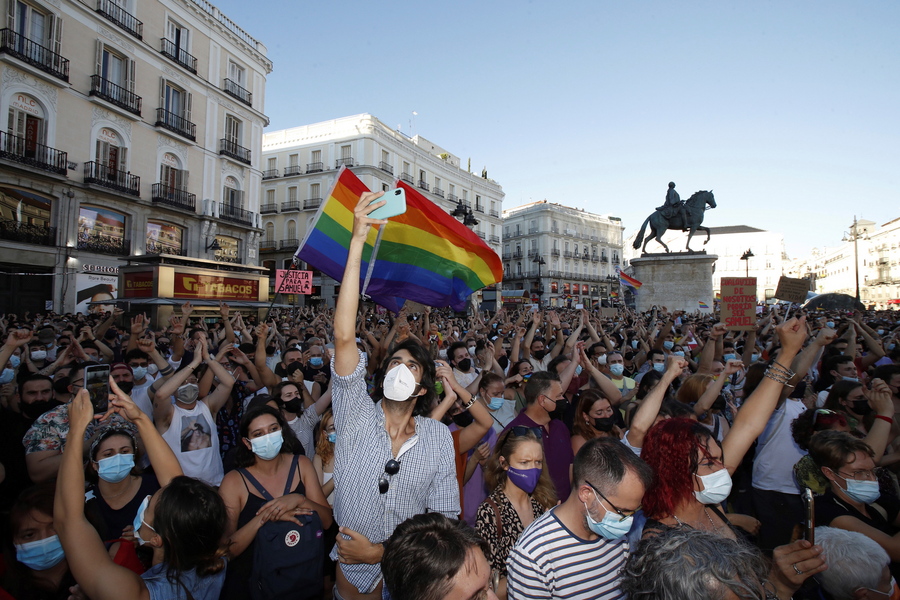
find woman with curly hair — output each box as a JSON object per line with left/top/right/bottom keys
{"left": 475, "top": 427, "right": 555, "bottom": 600}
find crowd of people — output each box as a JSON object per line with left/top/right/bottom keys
{"left": 2, "top": 195, "right": 900, "bottom": 599}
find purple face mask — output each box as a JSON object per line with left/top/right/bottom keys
{"left": 507, "top": 466, "right": 541, "bottom": 494}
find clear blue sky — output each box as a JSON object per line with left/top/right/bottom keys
{"left": 214, "top": 0, "right": 899, "bottom": 258}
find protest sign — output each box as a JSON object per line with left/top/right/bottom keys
{"left": 275, "top": 269, "right": 312, "bottom": 294}
{"left": 774, "top": 276, "right": 809, "bottom": 305}
{"left": 720, "top": 277, "right": 757, "bottom": 330}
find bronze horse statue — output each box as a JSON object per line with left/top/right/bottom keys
{"left": 632, "top": 190, "right": 716, "bottom": 253}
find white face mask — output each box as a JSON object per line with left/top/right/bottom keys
{"left": 694, "top": 467, "right": 733, "bottom": 505}
{"left": 382, "top": 364, "right": 418, "bottom": 401}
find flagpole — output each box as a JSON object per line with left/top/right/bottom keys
{"left": 361, "top": 224, "right": 386, "bottom": 300}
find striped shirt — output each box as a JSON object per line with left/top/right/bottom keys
{"left": 329, "top": 351, "right": 460, "bottom": 594}
{"left": 507, "top": 507, "right": 628, "bottom": 600}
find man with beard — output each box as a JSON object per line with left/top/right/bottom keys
{"left": 0, "top": 375, "right": 57, "bottom": 506}
{"left": 503, "top": 371, "right": 575, "bottom": 501}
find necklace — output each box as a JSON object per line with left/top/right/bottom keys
{"left": 101, "top": 476, "right": 137, "bottom": 500}
{"left": 672, "top": 507, "right": 720, "bottom": 533}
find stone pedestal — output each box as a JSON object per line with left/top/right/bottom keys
{"left": 629, "top": 253, "right": 717, "bottom": 314}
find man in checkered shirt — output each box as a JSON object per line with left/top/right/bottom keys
{"left": 330, "top": 190, "right": 460, "bottom": 600}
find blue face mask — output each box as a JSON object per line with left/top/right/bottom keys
{"left": 723, "top": 353, "right": 736, "bottom": 363}
{"left": 309, "top": 357, "right": 324, "bottom": 368}
{"left": 751, "top": 353, "right": 760, "bottom": 362}
{"left": 95, "top": 452, "right": 135, "bottom": 483}
{"left": 131, "top": 366, "right": 148, "bottom": 380}
{"left": 9, "top": 355, "right": 21, "bottom": 368}
{"left": 826, "top": 321, "right": 835, "bottom": 329}
{"left": 584, "top": 491, "right": 633, "bottom": 540}
{"left": 327, "top": 432, "right": 337, "bottom": 444}
{"left": 575, "top": 365, "right": 583, "bottom": 376}
{"left": 663, "top": 340, "right": 674, "bottom": 350}
{"left": 843, "top": 478, "right": 881, "bottom": 504}
{"left": 488, "top": 396, "right": 505, "bottom": 410}
{"left": 16, "top": 534, "right": 65, "bottom": 571}
{"left": 132, "top": 495, "right": 155, "bottom": 546}
{"left": 249, "top": 430, "right": 284, "bottom": 460}
{"left": 843, "top": 376, "right": 860, "bottom": 383}
{"left": 631, "top": 340, "right": 639, "bottom": 349}
{"left": 0, "top": 368, "right": 14, "bottom": 384}
{"left": 609, "top": 364, "right": 625, "bottom": 377}
{"left": 673, "top": 351, "right": 685, "bottom": 357}
{"left": 653, "top": 363, "right": 665, "bottom": 373}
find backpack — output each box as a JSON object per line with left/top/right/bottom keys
{"left": 239, "top": 455, "right": 325, "bottom": 600}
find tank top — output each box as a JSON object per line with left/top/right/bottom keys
{"left": 160, "top": 401, "right": 224, "bottom": 487}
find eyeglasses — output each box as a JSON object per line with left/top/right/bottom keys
{"left": 378, "top": 459, "right": 401, "bottom": 494}
{"left": 585, "top": 480, "right": 640, "bottom": 522}
{"left": 511, "top": 426, "right": 543, "bottom": 439}
{"left": 836, "top": 468, "right": 878, "bottom": 482}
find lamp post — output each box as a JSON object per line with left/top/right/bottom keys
{"left": 532, "top": 255, "right": 546, "bottom": 307}
{"left": 740, "top": 249, "right": 754, "bottom": 277}
{"left": 842, "top": 216, "right": 866, "bottom": 303}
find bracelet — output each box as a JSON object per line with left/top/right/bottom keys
{"left": 463, "top": 396, "right": 477, "bottom": 411}
{"left": 875, "top": 415, "right": 894, "bottom": 425}
{"left": 763, "top": 367, "right": 795, "bottom": 388}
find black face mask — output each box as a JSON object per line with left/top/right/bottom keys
{"left": 116, "top": 380, "right": 134, "bottom": 395}
{"left": 22, "top": 399, "right": 60, "bottom": 420}
{"left": 548, "top": 398, "right": 568, "bottom": 421}
{"left": 497, "top": 356, "right": 510, "bottom": 371}
{"left": 593, "top": 416, "right": 616, "bottom": 432}
{"left": 851, "top": 399, "right": 872, "bottom": 416}
{"left": 266, "top": 345, "right": 276, "bottom": 356}
{"left": 456, "top": 358, "right": 472, "bottom": 372}
{"left": 52, "top": 377, "right": 70, "bottom": 396}
{"left": 282, "top": 398, "right": 304, "bottom": 414}
{"left": 533, "top": 349, "right": 547, "bottom": 360}
{"left": 451, "top": 411, "right": 474, "bottom": 428}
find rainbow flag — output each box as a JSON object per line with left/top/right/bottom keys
{"left": 616, "top": 266, "right": 642, "bottom": 290}
{"left": 295, "top": 168, "right": 502, "bottom": 312}
{"left": 699, "top": 300, "right": 710, "bottom": 309}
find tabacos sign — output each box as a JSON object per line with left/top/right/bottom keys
{"left": 122, "top": 272, "right": 154, "bottom": 298}
{"left": 174, "top": 273, "right": 259, "bottom": 301}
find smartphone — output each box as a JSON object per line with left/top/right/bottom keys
{"left": 575, "top": 304, "right": 584, "bottom": 310}
{"left": 368, "top": 188, "right": 407, "bottom": 220}
{"left": 84, "top": 364, "right": 110, "bottom": 413}
{"left": 803, "top": 487, "right": 815, "bottom": 545}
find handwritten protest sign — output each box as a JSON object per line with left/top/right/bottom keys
{"left": 274, "top": 269, "right": 312, "bottom": 294}
{"left": 721, "top": 277, "right": 757, "bottom": 330}
{"left": 774, "top": 276, "right": 809, "bottom": 305}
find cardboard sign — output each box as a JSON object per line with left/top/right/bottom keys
{"left": 599, "top": 308, "right": 618, "bottom": 318}
{"left": 173, "top": 274, "right": 259, "bottom": 301}
{"left": 720, "top": 277, "right": 757, "bottom": 330}
{"left": 774, "top": 276, "right": 809, "bottom": 305}
{"left": 274, "top": 269, "right": 312, "bottom": 294}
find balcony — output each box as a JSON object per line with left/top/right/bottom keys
{"left": 379, "top": 161, "right": 393, "bottom": 174}
{"left": 529, "top": 227, "right": 538, "bottom": 234}
{"left": 304, "top": 197, "right": 322, "bottom": 210}
{"left": 400, "top": 173, "right": 413, "bottom": 184}
{"left": 280, "top": 239, "right": 299, "bottom": 249}
{"left": 219, "top": 139, "right": 251, "bottom": 165}
{"left": 563, "top": 251, "right": 574, "bottom": 258}
{"left": 260, "top": 240, "right": 277, "bottom": 253}
{"left": 281, "top": 200, "right": 300, "bottom": 212}
{"left": 155, "top": 108, "right": 196, "bottom": 141}
{"left": 151, "top": 183, "right": 195, "bottom": 211}
{"left": 223, "top": 78, "right": 252, "bottom": 106}
{"left": 551, "top": 249, "right": 560, "bottom": 257}
{"left": 601, "top": 254, "right": 609, "bottom": 262}
{"left": 0, "top": 28, "right": 69, "bottom": 82}
{"left": 219, "top": 202, "right": 254, "bottom": 226}
{"left": 90, "top": 75, "right": 141, "bottom": 116}
{"left": 433, "top": 187, "right": 445, "bottom": 198}
{"left": 0, "top": 131, "right": 67, "bottom": 175}
{"left": 448, "top": 193, "right": 458, "bottom": 203}
{"left": 306, "top": 162, "right": 323, "bottom": 173}
{"left": 160, "top": 38, "right": 197, "bottom": 73}
{"left": 0, "top": 218, "right": 56, "bottom": 246}
{"left": 84, "top": 161, "right": 140, "bottom": 196}
{"left": 490, "top": 235, "right": 500, "bottom": 244}
{"left": 77, "top": 235, "right": 131, "bottom": 256}
{"left": 418, "top": 180, "right": 430, "bottom": 192}
{"left": 476, "top": 204, "right": 484, "bottom": 213}
{"left": 284, "top": 164, "right": 302, "bottom": 176}
{"left": 335, "top": 157, "right": 354, "bottom": 168}
{"left": 512, "top": 250, "right": 523, "bottom": 259}
{"left": 591, "top": 254, "right": 599, "bottom": 262}
{"left": 477, "top": 231, "right": 486, "bottom": 239}
{"left": 262, "top": 168, "right": 279, "bottom": 180}
{"left": 490, "top": 209, "right": 499, "bottom": 218}
{"left": 96, "top": 0, "right": 142, "bottom": 39}
{"left": 260, "top": 203, "right": 278, "bottom": 214}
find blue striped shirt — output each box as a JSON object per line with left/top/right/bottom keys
{"left": 507, "top": 507, "right": 628, "bottom": 599}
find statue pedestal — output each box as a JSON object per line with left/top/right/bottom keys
{"left": 629, "top": 253, "right": 717, "bottom": 314}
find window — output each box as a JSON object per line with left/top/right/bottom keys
{"left": 166, "top": 18, "right": 190, "bottom": 61}
{"left": 95, "top": 127, "right": 127, "bottom": 173}
{"left": 78, "top": 206, "right": 127, "bottom": 253}
{"left": 0, "top": 186, "right": 51, "bottom": 229}
{"left": 340, "top": 145, "right": 351, "bottom": 159}
{"left": 223, "top": 176, "right": 241, "bottom": 208}
{"left": 381, "top": 149, "right": 389, "bottom": 165}
{"left": 264, "top": 222, "right": 274, "bottom": 242}
{"left": 146, "top": 221, "right": 183, "bottom": 255}
{"left": 288, "top": 187, "right": 297, "bottom": 203}
{"left": 267, "top": 157, "right": 276, "bottom": 171}
{"left": 265, "top": 189, "right": 275, "bottom": 204}
{"left": 94, "top": 42, "right": 135, "bottom": 99}
{"left": 10, "top": 1, "right": 62, "bottom": 55}
{"left": 228, "top": 60, "right": 245, "bottom": 87}
{"left": 160, "top": 152, "right": 187, "bottom": 190}
{"left": 159, "top": 79, "right": 192, "bottom": 122}
{"left": 289, "top": 154, "right": 298, "bottom": 167}
{"left": 418, "top": 169, "right": 426, "bottom": 183}
{"left": 7, "top": 93, "right": 45, "bottom": 155}
{"left": 462, "top": 190, "right": 468, "bottom": 204}
{"left": 310, "top": 183, "right": 320, "bottom": 199}
{"left": 402, "top": 161, "right": 410, "bottom": 176}
{"left": 225, "top": 115, "right": 242, "bottom": 145}
{"left": 287, "top": 220, "right": 296, "bottom": 240}
{"left": 311, "top": 149, "right": 321, "bottom": 164}
{"left": 434, "top": 176, "right": 441, "bottom": 190}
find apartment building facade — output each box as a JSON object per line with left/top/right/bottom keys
{"left": 0, "top": 0, "right": 271, "bottom": 313}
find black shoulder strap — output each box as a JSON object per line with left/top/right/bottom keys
{"left": 283, "top": 454, "right": 300, "bottom": 496}
{"left": 238, "top": 468, "right": 274, "bottom": 502}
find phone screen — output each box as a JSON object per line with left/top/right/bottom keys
{"left": 84, "top": 364, "right": 110, "bottom": 413}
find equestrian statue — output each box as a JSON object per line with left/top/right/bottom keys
{"left": 632, "top": 182, "right": 717, "bottom": 254}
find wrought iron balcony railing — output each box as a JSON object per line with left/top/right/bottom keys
{"left": 151, "top": 183, "right": 195, "bottom": 211}
{"left": 84, "top": 161, "right": 140, "bottom": 196}
{"left": 0, "top": 131, "right": 67, "bottom": 175}
{"left": 223, "top": 78, "right": 252, "bottom": 106}
{"left": 160, "top": 38, "right": 197, "bottom": 73}
{"left": 306, "top": 162, "right": 323, "bottom": 173}
{"left": 90, "top": 75, "right": 142, "bottom": 115}
{"left": 219, "top": 139, "right": 251, "bottom": 164}
{"left": 155, "top": 108, "right": 196, "bottom": 140}
{"left": 0, "top": 28, "right": 69, "bottom": 81}
{"left": 0, "top": 218, "right": 56, "bottom": 246}
{"left": 219, "top": 202, "right": 254, "bottom": 226}
{"left": 96, "top": 0, "right": 143, "bottom": 39}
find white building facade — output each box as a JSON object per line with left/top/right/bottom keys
{"left": 260, "top": 113, "right": 504, "bottom": 307}
{"left": 0, "top": 0, "right": 272, "bottom": 313}
{"left": 502, "top": 201, "right": 624, "bottom": 307}
{"left": 624, "top": 225, "right": 787, "bottom": 302}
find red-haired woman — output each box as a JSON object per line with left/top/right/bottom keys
{"left": 641, "top": 318, "right": 809, "bottom": 539}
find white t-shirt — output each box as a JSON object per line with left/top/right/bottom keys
{"left": 161, "top": 401, "right": 224, "bottom": 487}
{"left": 454, "top": 368, "right": 479, "bottom": 389}
{"left": 487, "top": 398, "right": 518, "bottom": 434}
{"left": 130, "top": 378, "right": 154, "bottom": 421}
{"left": 752, "top": 398, "right": 806, "bottom": 495}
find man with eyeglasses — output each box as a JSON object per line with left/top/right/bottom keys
{"left": 329, "top": 191, "right": 459, "bottom": 600}
{"left": 507, "top": 437, "right": 652, "bottom": 599}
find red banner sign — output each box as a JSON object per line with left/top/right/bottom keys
{"left": 122, "top": 272, "right": 154, "bottom": 298}
{"left": 173, "top": 274, "right": 259, "bottom": 301}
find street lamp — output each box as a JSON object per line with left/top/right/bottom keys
{"left": 740, "top": 249, "right": 754, "bottom": 277}
{"left": 842, "top": 216, "right": 868, "bottom": 302}
{"left": 532, "top": 255, "right": 546, "bottom": 306}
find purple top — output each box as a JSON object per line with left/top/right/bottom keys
{"left": 504, "top": 412, "right": 574, "bottom": 501}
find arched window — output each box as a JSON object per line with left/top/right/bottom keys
{"left": 286, "top": 220, "right": 296, "bottom": 241}
{"left": 265, "top": 222, "right": 274, "bottom": 242}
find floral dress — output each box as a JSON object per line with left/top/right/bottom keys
{"left": 475, "top": 487, "right": 544, "bottom": 577}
